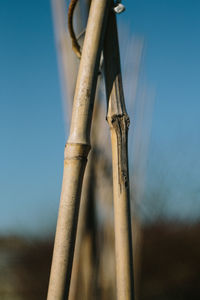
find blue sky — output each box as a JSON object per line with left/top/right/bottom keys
{"left": 0, "top": 0, "right": 200, "bottom": 235}
{"left": 124, "top": 1, "right": 200, "bottom": 222}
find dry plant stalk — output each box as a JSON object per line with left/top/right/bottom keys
{"left": 47, "top": 0, "right": 111, "bottom": 299}
{"left": 104, "top": 9, "right": 134, "bottom": 300}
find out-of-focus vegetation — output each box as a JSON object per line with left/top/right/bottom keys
{"left": 0, "top": 237, "right": 52, "bottom": 300}
{"left": 1, "top": 222, "right": 200, "bottom": 299}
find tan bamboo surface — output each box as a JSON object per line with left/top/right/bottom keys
{"left": 47, "top": 0, "right": 111, "bottom": 299}
{"left": 104, "top": 9, "right": 134, "bottom": 300}
{"left": 51, "top": 1, "right": 114, "bottom": 298}
{"left": 51, "top": 0, "right": 96, "bottom": 297}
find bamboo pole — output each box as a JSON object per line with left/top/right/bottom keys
{"left": 103, "top": 8, "right": 134, "bottom": 300}
{"left": 47, "top": 1, "right": 111, "bottom": 299}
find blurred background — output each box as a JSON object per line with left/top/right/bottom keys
{"left": 0, "top": 0, "right": 200, "bottom": 299}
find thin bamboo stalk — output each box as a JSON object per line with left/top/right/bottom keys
{"left": 103, "top": 8, "right": 134, "bottom": 300}
{"left": 69, "top": 97, "right": 101, "bottom": 300}
{"left": 47, "top": 1, "right": 111, "bottom": 299}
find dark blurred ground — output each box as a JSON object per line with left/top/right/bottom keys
{"left": 1, "top": 222, "right": 200, "bottom": 300}
{"left": 0, "top": 237, "right": 52, "bottom": 300}
{"left": 139, "top": 223, "right": 200, "bottom": 300}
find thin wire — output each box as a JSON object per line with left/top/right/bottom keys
{"left": 68, "top": 0, "right": 82, "bottom": 58}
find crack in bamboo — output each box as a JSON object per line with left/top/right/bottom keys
{"left": 110, "top": 114, "right": 130, "bottom": 191}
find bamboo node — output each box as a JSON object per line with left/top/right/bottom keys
{"left": 64, "top": 143, "right": 91, "bottom": 160}
{"left": 109, "top": 113, "right": 130, "bottom": 129}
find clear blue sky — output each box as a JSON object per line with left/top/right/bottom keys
{"left": 124, "top": 1, "right": 200, "bottom": 222}
{"left": 0, "top": 0, "right": 200, "bottom": 235}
